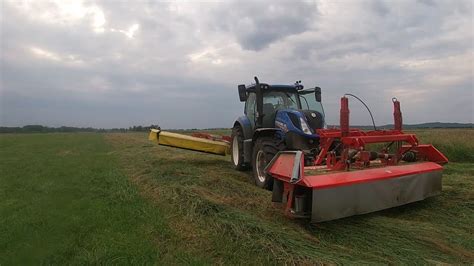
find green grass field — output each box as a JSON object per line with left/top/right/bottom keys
{"left": 1, "top": 129, "right": 473, "bottom": 264}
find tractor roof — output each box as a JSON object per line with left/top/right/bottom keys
{"left": 245, "top": 83, "right": 302, "bottom": 92}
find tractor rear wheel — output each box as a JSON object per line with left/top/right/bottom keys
{"left": 252, "top": 136, "right": 286, "bottom": 190}
{"left": 231, "top": 126, "right": 249, "bottom": 171}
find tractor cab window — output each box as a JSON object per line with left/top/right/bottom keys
{"left": 263, "top": 91, "right": 299, "bottom": 112}
{"left": 245, "top": 92, "right": 256, "bottom": 115}
{"left": 261, "top": 91, "right": 299, "bottom": 128}
{"left": 245, "top": 92, "right": 257, "bottom": 126}
{"left": 299, "top": 90, "right": 324, "bottom": 116}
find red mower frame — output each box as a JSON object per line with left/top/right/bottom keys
{"left": 266, "top": 96, "right": 448, "bottom": 222}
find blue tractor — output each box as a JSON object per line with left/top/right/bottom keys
{"left": 231, "top": 77, "right": 325, "bottom": 189}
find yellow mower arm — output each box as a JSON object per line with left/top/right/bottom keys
{"left": 148, "top": 129, "right": 230, "bottom": 156}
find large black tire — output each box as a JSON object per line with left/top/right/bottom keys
{"left": 231, "top": 126, "right": 249, "bottom": 171}
{"left": 252, "top": 136, "right": 286, "bottom": 190}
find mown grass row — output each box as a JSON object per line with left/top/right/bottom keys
{"left": 107, "top": 132, "right": 474, "bottom": 264}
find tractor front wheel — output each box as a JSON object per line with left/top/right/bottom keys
{"left": 252, "top": 137, "right": 286, "bottom": 190}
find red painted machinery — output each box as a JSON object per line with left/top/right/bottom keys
{"left": 266, "top": 97, "right": 448, "bottom": 222}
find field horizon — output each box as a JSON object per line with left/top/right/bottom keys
{"left": 1, "top": 121, "right": 473, "bottom": 134}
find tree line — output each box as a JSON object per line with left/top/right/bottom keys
{"left": 0, "top": 125, "right": 160, "bottom": 133}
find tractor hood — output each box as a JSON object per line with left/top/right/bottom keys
{"left": 274, "top": 109, "right": 324, "bottom": 138}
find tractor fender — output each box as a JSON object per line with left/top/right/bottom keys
{"left": 233, "top": 116, "right": 253, "bottom": 140}
{"left": 233, "top": 116, "right": 254, "bottom": 164}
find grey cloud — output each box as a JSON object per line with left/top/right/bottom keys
{"left": 211, "top": 1, "right": 318, "bottom": 51}
{"left": 291, "top": 0, "right": 472, "bottom": 62}
{"left": 371, "top": 1, "right": 390, "bottom": 16}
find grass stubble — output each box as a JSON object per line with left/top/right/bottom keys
{"left": 105, "top": 130, "right": 474, "bottom": 264}
{"left": 0, "top": 129, "right": 472, "bottom": 264}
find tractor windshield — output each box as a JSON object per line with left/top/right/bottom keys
{"left": 299, "top": 91, "right": 324, "bottom": 116}
{"left": 263, "top": 91, "right": 300, "bottom": 111}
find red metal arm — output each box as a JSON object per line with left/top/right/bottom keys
{"left": 393, "top": 98, "right": 402, "bottom": 131}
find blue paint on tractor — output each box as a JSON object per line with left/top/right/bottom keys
{"left": 274, "top": 109, "right": 320, "bottom": 140}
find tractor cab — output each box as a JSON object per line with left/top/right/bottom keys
{"left": 241, "top": 84, "right": 300, "bottom": 129}
{"left": 238, "top": 82, "right": 325, "bottom": 131}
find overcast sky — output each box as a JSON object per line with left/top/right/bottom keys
{"left": 1, "top": 0, "right": 473, "bottom": 129}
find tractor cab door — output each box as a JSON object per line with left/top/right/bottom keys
{"left": 247, "top": 91, "right": 293, "bottom": 129}
{"left": 245, "top": 92, "right": 257, "bottom": 130}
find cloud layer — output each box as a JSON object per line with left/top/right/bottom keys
{"left": 1, "top": 0, "right": 473, "bottom": 128}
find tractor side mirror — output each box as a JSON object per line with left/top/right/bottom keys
{"left": 238, "top": 84, "right": 247, "bottom": 102}
{"left": 315, "top": 87, "right": 322, "bottom": 102}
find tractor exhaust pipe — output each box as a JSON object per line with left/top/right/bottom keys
{"left": 254, "top": 76, "right": 264, "bottom": 128}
